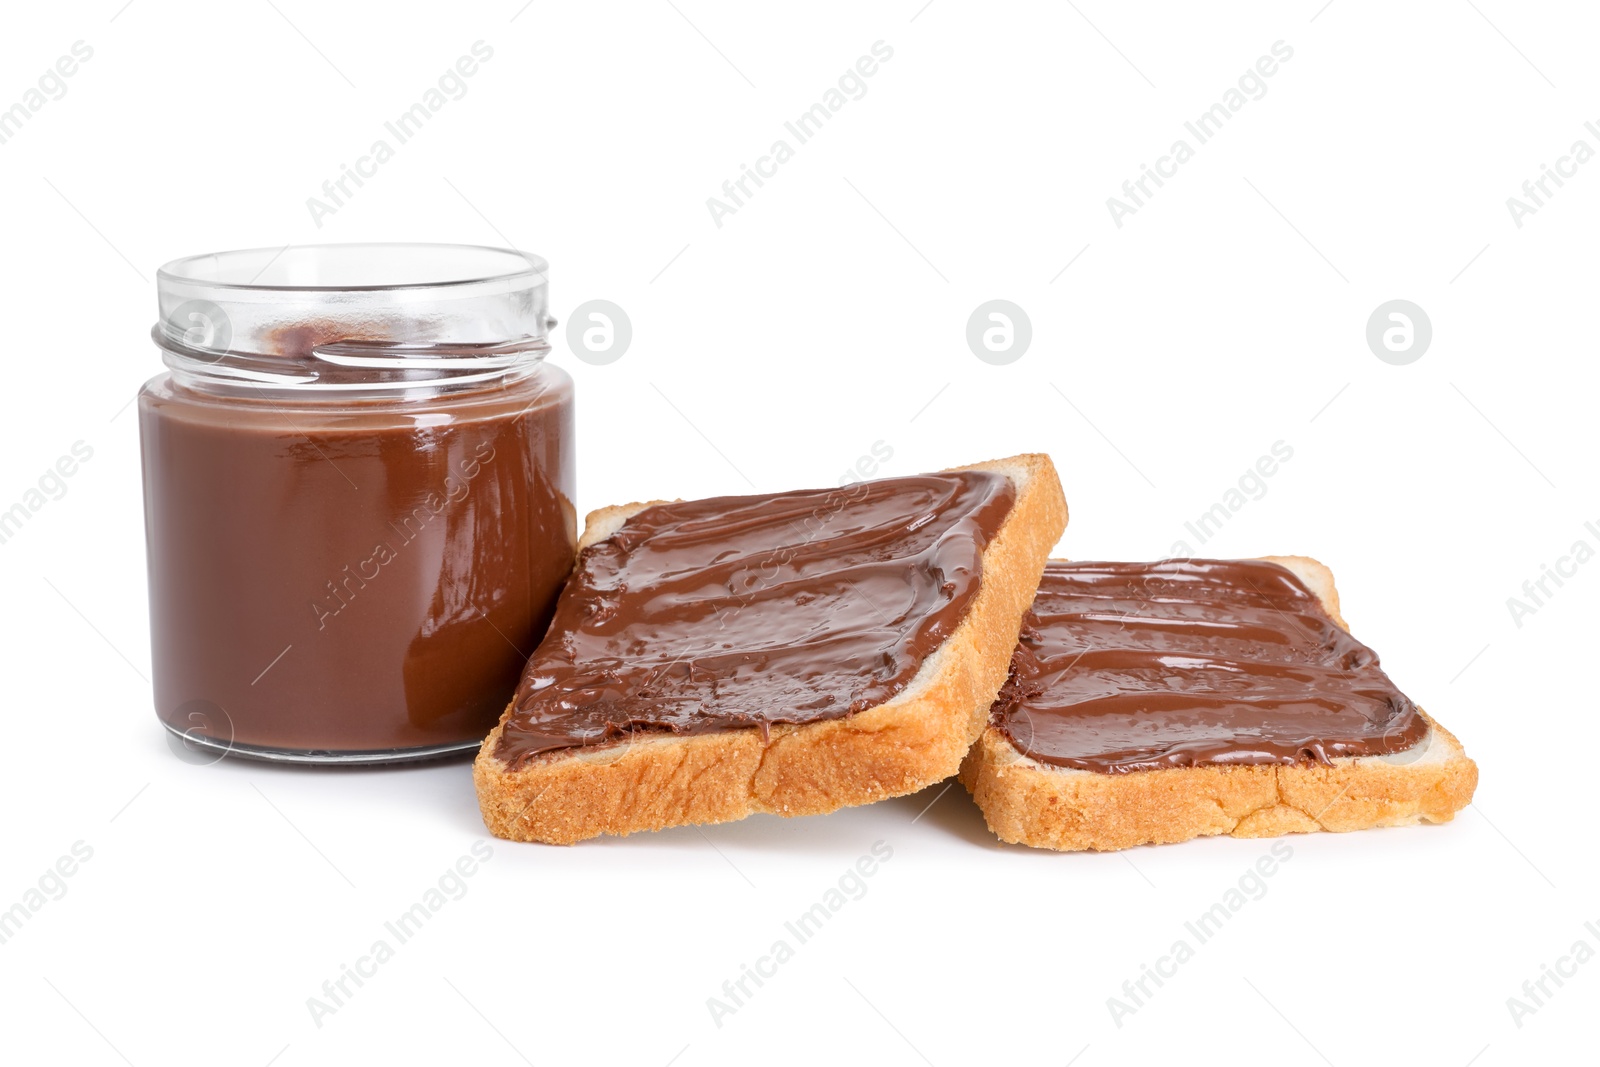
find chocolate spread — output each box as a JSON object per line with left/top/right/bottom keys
{"left": 493, "top": 471, "right": 1016, "bottom": 769}
{"left": 140, "top": 370, "right": 575, "bottom": 755}
{"left": 991, "top": 559, "right": 1428, "bottom": 773}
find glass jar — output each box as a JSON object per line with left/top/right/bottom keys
{"left": 139, "top": 244, "right": 575, "bottom": 763}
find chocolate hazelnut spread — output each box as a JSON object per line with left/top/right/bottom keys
{"left": 141, "top": 373, "right": 575, "bottom": 756}
{"left": 140, "top": 243, "right": 575, "bottom": 762}
{"left": 493, "top": 471, "right": 1016, "bottom": 769}
{"left": 991, "top": 559, "right": 1429, "bottom": 773}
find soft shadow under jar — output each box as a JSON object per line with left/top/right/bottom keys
{"left": 139, "top": 244, "right": 575, "bottom": 763}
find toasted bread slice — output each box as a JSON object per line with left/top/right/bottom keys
{"left": 959, "top": 555, "right": 1477, "bottom": 851}
{"left": 475, "top": 453, "right": 1067, "bottom": 844}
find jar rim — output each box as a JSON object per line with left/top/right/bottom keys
{"left": 157, "top": 242, "right": 548, "bottom": 295}
{"left": 152, "top": 242, "right": 553, "bottom": 399}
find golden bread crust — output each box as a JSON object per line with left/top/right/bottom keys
{"left": 475, "top": 453, "right": 1068, "bottom": 844}
{"left": 957, "top": 555, "right": 1478, "bottom": 851}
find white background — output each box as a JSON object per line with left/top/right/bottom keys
{"left": 1, "top": 2, "right": 1595, "bottom": 1064}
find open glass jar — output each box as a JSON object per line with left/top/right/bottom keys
{"left": 139, "top": 244, "right": 575, "bottom": 763}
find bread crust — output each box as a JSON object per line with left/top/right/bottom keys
{"left": 957, "top": 555, "right": 1479, "bottom": 851}
{"left": 474, "top": 454, "right": 1068, "bottom": 844}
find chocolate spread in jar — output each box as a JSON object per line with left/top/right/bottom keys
{"left": 140, "top": 368, "right": 575, "bottom": 756}
{"left": 493, "top": 470, "right": 1016, "bottom": 769}
{"left": 991, "top": 559, "right": 1429, "bottom": 773}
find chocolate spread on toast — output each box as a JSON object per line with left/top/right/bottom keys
{"left": 494, "top": 471, "right": 1016, "bottom": 768}
{"left": 990, "top": 559, "right": 1428, "bottom": 773}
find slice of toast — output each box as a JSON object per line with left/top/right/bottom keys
{"left": 475, "top": 453, "right": 1067, "bottom": 844}
{"left": 959, "top": 555, "right": 1478, "bottom": 851}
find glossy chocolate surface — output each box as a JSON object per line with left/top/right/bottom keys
{"left": 141, "top": 371, "right": 575, "bottom": 755}
{"left": 991, "top": 559, "right": 1428, "bottom": 773}
{"left": 494, "top": 471, "right": 1016, "bottom": 768}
